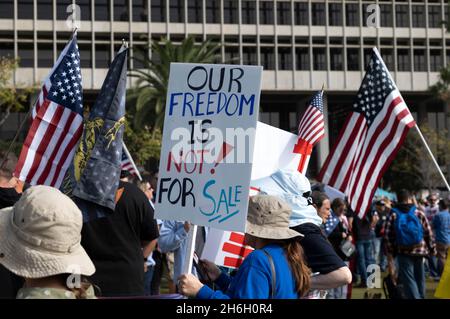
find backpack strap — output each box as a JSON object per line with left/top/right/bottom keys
{"left": 262, "top": 249, "right": 276, "bottom": 299}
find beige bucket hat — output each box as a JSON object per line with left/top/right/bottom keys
{"left": 0, "top": 185, "right": 95, "bottom": 278}
{"left": 246, "top": 194, "right": 303, "bottom": 240}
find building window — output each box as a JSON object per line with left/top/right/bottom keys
{"left": 347, "top": 48, "right": 359, "bottom": 70}
{"left": 243, "top": 47, "right": 257, "bottom": 65}
{"left": 428, "top": 6, "right": 442, "bottom": 28}
{"left": 414, "top": 49, "right": 427, "bottom": 72}
{"left": 0, "top": 0, "right": 13, "bottom": 19}
{"left": 412, "top": 5, "right": 425, "bottom": 28}
{"left": 224, "top": 0, "right": 238, "bottom": 24}
{"left": 242, "top": 1, "right": 256, "bottom": 24}
{"left": 363, "top": 48, "right": 372, "bottom": 68}
{"left": 278, "top": 47, "right": 292, "bottom": 70}
{"left": 79, "top": 43, "right": 92, "bottom": 68}
{"left": 114, "top": 0, "right": 129, "bottom": 21}
{"left": 0, "top": 42, "right": 14, "bottom": 58}
{"left": 95, "top": 0, "right": 110, "bottom": 21}
{"left": 330, "top": 48, "right": 343, "bottom": 70}
{"left": 261, "top": 47, "right": 275, "bottom": 70}
{"left": 18, "top": 43, "right": 34, "bottom": 67}
{"left": 206, "top": 0, "right": 220, "bottom": 23}
{"left": 151, "top": 0, "right": 165, "bottom": 22}
{"left": 18, "top": 0, "right": 33, "bottom": 19}
{"left": 38, "top": 43, "right": 53, "bottom": 68}
{"left": 132, "top": 0, "right": 148, "bottom": 22}
{"left": 312, "top": 3, "right": 325, "bottom": 26}
{"left": 277, "top": 2, "right": 291, "bottom": 25}
{"left": 313, "top": 48, "right": 326, "bottom": 70}
{"left": 188, "top": 0, "right": 202, "bottom": 23}
{"left": 329, "top": 3, "right": 342, "bottom": 26}
{"left": 170, "top": 0, "right": 184, "bottom": 22}
{"left": 397, "top": 49, "right": 411, "bottom": 71}
{"left": 133, "top": 45, "right": 147, "bottom": 69}
{"left": 380, "top": 4, "right": 392, "bottom": 27}
{"left": 79, "top": 0, "right": 92, "bottom": 21}
{"left": 37, "top": 0, "right": 53, "bottom": 20}
{"left": 381, "top": 49, "right": 394, "bottom": 71}
{"left": 296, "top": 48, "right": 309, "bottom": 70}
{"left": 259, "top": 1, "right": 274, "bottom": 25}
{"left": 396, "top": 5, "right": 409, "bottom": 27}
{"left": 294, "top": 2, "right": 308, "bottom": 25}
{"left": 430, "top": 50, "right": 443, "bottom": 71}
{"left": 224, "top": 47, "right": 239, "bottom": 64}
{"left": 95, "top": 44, "right": 110, "bottom": 68}
{"left": 345, "top": 3, "right": 359, "bottom": 27}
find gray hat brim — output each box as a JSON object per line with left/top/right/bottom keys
{"left": 0, "top": 207, "right": 95, "bottom": 279}
{"left": 246, "top": 220, "right": 304, "bottom": 240}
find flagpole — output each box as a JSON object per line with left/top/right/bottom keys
{"left": 414, "top": 125, "right": 450, "bottom": 192}
{"left": 121, "top": 141, "right": 142, "bottom": 181}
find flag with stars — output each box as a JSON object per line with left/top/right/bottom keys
{"left": 318, "top": 48, "right": 415, "bottom": 218}
{"left": 294, "top": 90, "right": 325, "bottom": 175}
{"left": 15, "top": 33, "right": 84, "bottom": 188}
{"left": 62, "top": 45, "right": 127, "bottom": 221}
{"left": 323, "top": 212, "right": 340, "bottom": 237}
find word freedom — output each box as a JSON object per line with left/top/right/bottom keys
{"left": 168, "top": 91, "right": 256, "bottom": 117}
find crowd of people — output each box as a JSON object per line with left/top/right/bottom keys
{"left": 0, "top": 151, "right": 449, "bottom": 299}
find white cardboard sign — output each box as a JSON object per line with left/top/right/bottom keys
{"left": 154, "top": 63, "right": 262, "bottom": 232}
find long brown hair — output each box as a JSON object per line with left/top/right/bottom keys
{"left": 265, "top": 238, "right": 311, "bottom": 297}
{"left": 282, "top": 239, "right": 311, "bottom": 297}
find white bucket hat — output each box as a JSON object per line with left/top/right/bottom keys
{"left": 0, "top": 185, "right": 95, "bottom": 278}
{"left": 246, "top": 194, "right": 303, "bottom": 240}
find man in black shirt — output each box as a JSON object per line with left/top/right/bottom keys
{"left": 81, "top": 179, "right": 159, "bottom": 297}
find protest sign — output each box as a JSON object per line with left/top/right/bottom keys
{"left": 154, "top": 63, "right": 262, "bottom": 232}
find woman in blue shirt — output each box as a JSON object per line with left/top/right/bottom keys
{"left": 177, "top": 195, "right": 311, "bottom": 299}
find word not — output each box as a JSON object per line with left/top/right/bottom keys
{"left": 168, "top": 91, "right": 256, "bottom": 117}
{"left": 200, "top": 179, "right": 242, "bottom": 223}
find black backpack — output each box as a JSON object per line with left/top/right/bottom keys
{"left": 383, "top": 274, "right": 406, "bottom": 299}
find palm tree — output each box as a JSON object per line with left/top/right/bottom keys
{"left": 128, "top": 36, "right": 221, "bottom": 137}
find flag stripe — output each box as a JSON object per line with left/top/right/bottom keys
{"left": 348, "top": 94, "right": 403, "bottom": 198}
{"left": 300, "top": 113, "right": 323, "bottom": 140}
{"left": 36, "top": 109, "right": 76, "bottom": 185}
{"left": 50, "top": 121, "right": 83, "bottom": 187}
{"left": 353, "top": 110, "right": 413, "bottom": 215}
{"left": 325, "top": 114, "right": 366, "bottom": 187}
{"left": 317, "top": 112, "right": 355, "bottom": 183}
{"left": 26, "top": 103, "right": 65, "bottom": 183}
{"left": 298, "top": 107, "right": 317, "bottom": 136}
{"left": 15, "top": 100, "right": 52, "bottom": 180}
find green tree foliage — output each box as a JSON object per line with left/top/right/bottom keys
{"left": 127, "top": 36, "right": 221, "bottom": 136}
{"left": 0, "top": 57, "right": 33, "bottom": 128}
{"left": 384, "top": 124, "right": 450, "bottom": 192}
{"left": 123, "top": 116, "right": 162, "bottom": 166}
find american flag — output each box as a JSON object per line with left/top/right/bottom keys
{"left": 323, "top": 212, "right": 340, "bottom": 237}
{"left": 15, "top": 34, "right": 83, "bottom": 188}
{"left": 318, "top": 48, "right": 415, "bottom": 218}
{"left": 294, "top": 90, "right": 325, "bottom": 174}
{"left": 121, "top": 141, "right": 142, "bottom": 181}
